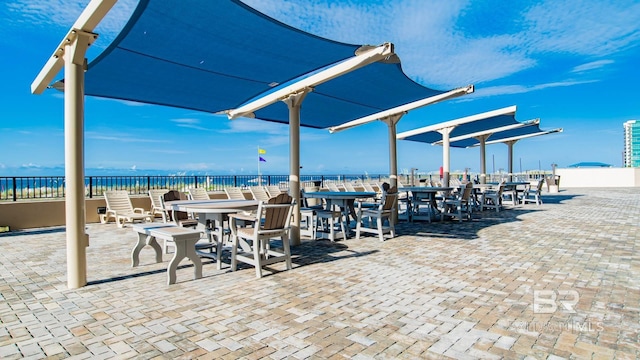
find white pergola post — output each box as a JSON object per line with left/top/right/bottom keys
{"left": 477, "top": 135, "right": 489, "bottom": 184}
{"left": 381, "top": 114, "right": 403, "bottom": 223}
{"left": 283, "top": 90, "right": 309, "bottom": 246}
{"left": 31, "top": 0, "right": 116, "bottom": 289}
{"left": 439, "top": 127, "right": 454, "bottom": 187}
{"left": 381, "top": 114, "right": 404, "bottom": 189}
{"left": 506, "top": 140, "right": 517, "bottom": 182}
{"left": 63, "top": 33, "right": 93, "bottom": 288}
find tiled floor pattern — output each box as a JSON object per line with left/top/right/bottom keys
{"left": 0, "top": 188, "right": 638, "bottom": 359}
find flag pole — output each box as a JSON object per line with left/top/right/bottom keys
{"left": 257, "top": 146, "right": 261, "bottom": 186}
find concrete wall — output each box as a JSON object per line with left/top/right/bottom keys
{"left": 0, "top": 191, "right": 233, "bottom": 231}
{"left": 556, "top": 167, "right": 640, "bottom": 188}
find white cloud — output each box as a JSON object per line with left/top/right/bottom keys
{"left": 221, "top": 118, "right": 289, "bottom": 135}
{"left": 471, "top": 79, "right": 598, "bottom": 98}
{"left": 3, "top": 0, "right": 137, "bottom": 48}
{"left": 242, "top": 0, "right": 640, "bottom": 88}
{"left": 87, "top": 132, "right": 170, "bottom": 143}
{"left": 571, "top": 60, "right": 615, "bottom": 73}
{"left": 170, "top": 118, "right": 211, "bottom": 131}
{"left": 522, "top": 1, "right": 640, "bottom": 57}
{"left": 20, "top": 163, "right": 41, "bottom": 168}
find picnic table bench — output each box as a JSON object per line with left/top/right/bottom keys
{"left": 131, "top": 224, "right": 204, "bottom": 285}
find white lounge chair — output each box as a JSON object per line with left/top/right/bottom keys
{"left": 186, "top": 187, "right": 210, "bottom": 200}
{"left": 249, "top": 186, "right": 271, "bottom": 202}
{"left": 148, "top": 189, "right": 169, "bottom": 222}
{"left": 265, "top": 185, "right": 284, "bottom": 198}
{"left": 225, "top": 186, "right": 246, "bottom": 200}
{"left": 102, "top": 190, "right": 153, "bottom": 228}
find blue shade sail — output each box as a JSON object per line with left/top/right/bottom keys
{"left": 401, "top": 114, "right": 520, "bottom": 145}
{"left": 83, "top": 0, "right": 446, "bottom": 129}
{"left": 449, "top": 123, "right": 558, "bottom": 148}
{"left": 85, "top": 0, "right": 358, "bottom": 116}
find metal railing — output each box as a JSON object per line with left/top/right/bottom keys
{"left": 0, "top": 174, "right": 387, "bottom": 202}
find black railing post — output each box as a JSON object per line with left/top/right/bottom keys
{"left": 321, "top": 175, "right": 324, "bottom": 188}
{"left": 89, "top": 177, "right": 93, "bottom": 198}
{"left": 12, "top": 177, "right": 17, "bottom": 202}
{"left": 233, "top": 176, "right": 237, "bottom": 187}
{"left": 194, "top": 175, "right": 198, "bottom": 188}
{"left": 147, "top": 176, "right": 151, "bottom": 191}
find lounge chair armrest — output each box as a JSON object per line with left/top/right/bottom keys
{"left": 133, "top": 207, "right": 146, "bottom": 214}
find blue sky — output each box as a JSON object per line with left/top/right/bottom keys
{"left": 1, "top": 0, "right": 639, "bottom": 176}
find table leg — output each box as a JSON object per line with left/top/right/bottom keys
{"left": 167, "top": 236, "right": 203, "bottom": 285}
{"left": 131, "top": 233, "right": 162, "bottom": 267}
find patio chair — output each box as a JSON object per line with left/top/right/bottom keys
{"left": 249, "top": 186, "right": 271, "bottom": 202}
{"left": 522, "top": 178, "right": 544, "bottom": 205}
{"left": 314, "top": 204, "right": 346, "bottom": 242}
{"left": 102, "top": 190, "right": 153, "bottom": 228}
{"left": 161, "top": 190, "right": 198, "bottom": 228}
{"left": 225, "top": 186, "right": 246, "bottom": 200}
{"left": 229, "top": 193, "right": 295, "bottom": 278}
{"left": 326, "top": 182, "right": 342, "bottom": 192}
{"left": 441, "top": 182, "right": 473, "bottom": 222}
{"left": 355, "top": 190, "right": 398, "bottom": 242}
{"left": 186, "top": 187, "right": 210, "bottom": 200}
{"left": 265, "top": 185, "right": 284, "bottom": 198}
{"left": 148, "top": 189, "right": 169, "bottom": 222}
{"left": 481, "top": 181, "right": 505, "bottom": 212}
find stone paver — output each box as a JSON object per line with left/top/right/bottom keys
{"left": 0, "top": 188, "right": 638, "bottom": 359}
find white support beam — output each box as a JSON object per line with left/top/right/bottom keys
{"left": 284, "top": 90, "right": 310, "bottom": 246}
{"left": 329, "top": 84, "right": 474, "bottom": 133}
{"left": 31, "top": 0, "right": 116, "bottom": 94}
{"left": 226, "top": 42, "right": 394, "bottom": 119}
{"left": 439, "top": 127, "right": 454, "bottom": 187}
{"left": 479, "top": 128, "right": 564, "bottom": 146}
{"left": 30, "top": 0, "right": 117, "bottom": 289}
{"left": 397, "top": 105, "right": 516, "bottom": 140}
{"left": 433, "top": 119, "right": 539, "bottom": 145}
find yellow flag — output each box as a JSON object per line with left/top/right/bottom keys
{"left": 258, "top": 148, "right": 266, "bottom": 154}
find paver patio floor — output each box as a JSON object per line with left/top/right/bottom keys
{"left": 0, "top": 188, "right": 638, "bottom": 359}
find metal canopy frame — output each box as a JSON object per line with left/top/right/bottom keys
{"left": 325, "top": 85, "right": 475, "bottom": 191}
{"left": 473, "top": 127, "right": 564, "bottom": 180}
{"left": 397, "top": 106, "right": 518, "bottom": 186}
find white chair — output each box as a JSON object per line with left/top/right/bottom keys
{"left": 186, "top": 187, "right": 210, "bottom": 200}
{"left": 355, "top": 191, "right": 398, "bottom": 242}
{"left": 265, "top": 185, "right": 283, "bottom": 198}
{"left": 326, "top": 182, "right": 342, "bottom": 192}
{"left": 225, "top": 186, "right": 246, "bottom": 200}
{"left": 148, "top": 189, "right": 169, "bottom": 221}
{"left": 102, "top": 190, "right": 153, "bottom": 228}
{"left": 343, "top": 182, "right": 357, "bottom": 192}
{"left": 481, "top": 181, "right": 506, "bottom": 212}
{"left": 314, "top": 205, "right": 346, "bottom": 242}
{"left": 229, "top": 193, "right": 294, "bottom": 278}
{"left": 441, "top": 182, "right": 473, "bottom": 222}
{"left": 249, "top": 186, "right": 271, "bottom": 202}
{"left": 522, "top": 179, "right": 544, "bottom": 205}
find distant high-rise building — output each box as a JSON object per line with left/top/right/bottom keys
{"left": 623, "top": 120, "right": 640, "bottom": 167}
